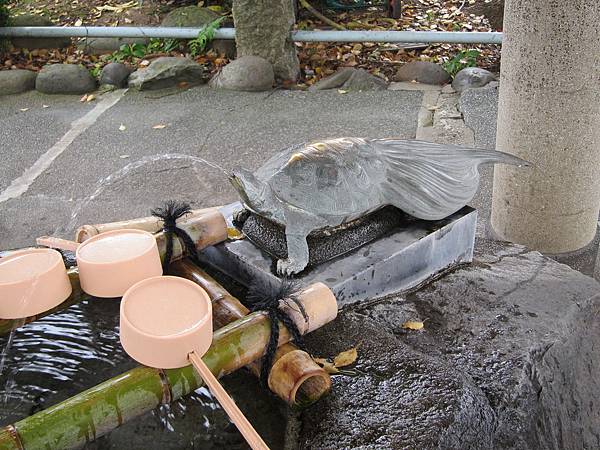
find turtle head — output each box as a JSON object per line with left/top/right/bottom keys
{"left": 229, "top": 168, "right": 270, "bottom": 213}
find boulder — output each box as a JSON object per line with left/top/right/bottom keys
{"left": 78, "top": 37, "right": 149, "bottom": 55}
{"left": 128, "top": 57, "right": 205, "bottom": 90}
{"left": 465, "top": 0, "right": 505, "bottom": 30}
{"left": 452, "top": 67, "right": 496, "bottom": 92}
{"left": 35, "top": 64, "right": 96, "bottom": 94}
{"left": 10, "top": 14, "right": 71, "bottom": 49}
{"left": 209, "top": 56, "right": 274, "bottom": 91}
{"left": 232, "top": 0, "right": 299, "bottom": 82}
{"left": 0, "top": 69, "right": 37, "bottom": 95}
{"left": 99, "top": 62, "right": 132, "bottom": 88}
{"left": 160, "top": 6, "right": 236, "bottom": 60}
{"left": 160, "top": 6, "right": 220, "bottom": 27}
{"left": 309, "top": 67, "right": 387, "bottom": 92}
{"left": 394, "top": 61, "right": 451, "bottom": 85}
{"left": 300, "top": 240, "right": 600, "bottom": 449}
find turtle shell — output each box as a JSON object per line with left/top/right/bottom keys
{"left": 256, "top": 138, "right": 386, "bottom": 219}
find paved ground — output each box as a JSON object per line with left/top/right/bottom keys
{"left": 0, "top": 87, "right": 422, "bottom": 249}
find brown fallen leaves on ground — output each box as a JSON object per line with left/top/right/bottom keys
{"left": 315, "top": 345, "right": 359, "bottom": 374}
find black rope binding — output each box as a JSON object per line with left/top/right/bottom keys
{"left": 151, "top": 201, "right": 201, "bottom": 274}
{"left": 245, "top": 278, "right": 310, "bottom": 387}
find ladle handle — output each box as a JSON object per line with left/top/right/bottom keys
{"left": 188, "top": 352, "right": 270, "bottom": 450}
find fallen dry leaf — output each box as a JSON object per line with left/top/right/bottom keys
{"left": 80, "top": 94, "right": 88, "bottom": 102}
{"left": 314, "top": 358, "right": 340, "bottom": 374}
{"left": 119, "top": 154, "right": 130, "bottom": 159}
{"left": 118, "top": 124, "right": 126, "bottom": 131}
{"left": 333, "top": 347, "right": 358, "bottom": 368}
{"left": 337, "top": 89, "right": 348, "bottom": 94}
{"left": 402, "top": 320, "right": 424, "bottom": 330}
{"left": 152, "top": 124, "right": 167, "bottom": 129}
{"left": 42, "top": 104, "right": 49, "bottom": 108}
{"left": 19, "top": 108, "right": 29, "bottom": 112}
{"left": 85, "top": 94, "right": 96, "bottom": 102}
{"left": 227, "top": 227, "right": 245, "bottom": 241}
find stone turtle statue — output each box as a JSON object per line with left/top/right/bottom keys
{"left": 229, "top": 137, "right": 529, "bottom": 275}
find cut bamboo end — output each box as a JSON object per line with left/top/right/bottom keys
{"left": 74, "top": 207, "right": 221, "bottom": 243}
{"left": 268, "top": 349, "right": 332, "bottom": 406}
{"left": 281, "top": 282, "right": 338, "bottom": 335}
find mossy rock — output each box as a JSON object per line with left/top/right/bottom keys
{"left": 10, "top": 14, "right": 71, "bottom": 49}
{"left": 161, "top": 6, "right": 220, "bottom": 27}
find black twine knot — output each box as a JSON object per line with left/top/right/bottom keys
{"left": 151, "top": 201, "right": 200, "bottom": 274}
{"left": 246, "top": 279, "right": 309, "bottom": 387}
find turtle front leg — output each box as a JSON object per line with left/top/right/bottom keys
{"left": 277, "top": 208, "right": 325, "bottom": 276}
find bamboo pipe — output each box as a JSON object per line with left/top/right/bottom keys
{"left": 74, "top": 207, "right": 220, "bottom": 243}
{"left": 0, "top": 284, "right": 337, "bottom": 450}
{"left": 0, "top": 212, "right": 228, "bottom": 335}
{"left": 171, "top": 260, "right": 332, "bottom": 406}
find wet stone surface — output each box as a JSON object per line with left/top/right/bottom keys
{"left": 298, "top": 239, "right": 600, "bottom": 449}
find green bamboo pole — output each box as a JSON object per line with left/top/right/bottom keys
{"left": 0, "top": 309, "right": 302, "bottom": 450}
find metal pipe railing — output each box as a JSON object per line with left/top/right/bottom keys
{"left": 0, "top": 27, "right": 503, "bottom": 44}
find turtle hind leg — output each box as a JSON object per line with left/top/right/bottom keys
{"left": 277, "top": 208, "right": 327, "bottom": 276}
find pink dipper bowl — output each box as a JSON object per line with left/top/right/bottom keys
{"left": 76, "top": 229, "right": 162, "bottom": 298}
{"left": 119, "top": 275, "right": 213, "bottom": 369}
{"left": 0, "top": 248, "right": 72, "bottom": 319}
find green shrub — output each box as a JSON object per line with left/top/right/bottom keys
{"left": 442, "top": 49, "right": 480, "bottom": 78}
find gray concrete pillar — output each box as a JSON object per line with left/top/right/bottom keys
{"left": 490, "top": 0, "right": 600, "bottom": 253}
{"left": 232, "top": 0, "right": 300, "bottom": 82}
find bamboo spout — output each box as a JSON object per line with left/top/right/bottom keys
{"left": 0, "top": 283, "right": 338, "bottom": 450}
{"left": 171, "top": 260, "right": 333, "bottom": 406}
{"left": 74, "top": 207, "right": 220, "bottom": 242}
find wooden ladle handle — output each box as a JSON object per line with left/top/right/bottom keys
{"left": 188, "top": 352, "right": 270, "bottom": 450}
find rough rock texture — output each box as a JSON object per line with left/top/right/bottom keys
{"left": 99, "top": 62, "right": 132, "bottom": 88}
{"left": 128, "top": 57, "right": 205, "bottom": 90}
{"left": 232, "top": 0, "right": 299, "bottom": 82}
{"left": 161, "top": 5, "right": 219, "bottom": 27}
{"left": 209, "top": 56, "right": 274, "bottom": 91}
{"left": 35, "top": 64, "right": 96, "bottom": 94}
{"left": 299, "top": 240, "right": 600, "bottom": 449}
{"left": 465, "top": 0, "right": 504, "bottom": 30}
{"left": 309, "top": 67, "right": 388, "bottom": 92}
{"left": 0, "top": 69, "right": 37, "bottom": 95}
{"left": 78, "top": 37, "right": 149, "bottom": 55}
{"left": 10, "top": 14, "right": 71, "bottom": 49}
{"left": 452, "top": 67, "right": 496, "bottom": 92}
{"left": 394, "top": 61, "right": 451, "bottom": 85}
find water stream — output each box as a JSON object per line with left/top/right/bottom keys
{"left": 1, "top": 155, "right": 285, "bottom": 448}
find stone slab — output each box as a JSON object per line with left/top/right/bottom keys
{"left": 298, "top": 240, "right": 600, "bottom": 449}
{"left": 199, "top": 203, "right": 477, "bottom": 307}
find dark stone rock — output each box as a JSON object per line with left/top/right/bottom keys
{"left": 128, "top": 57, "right": 205, "bottom": 90}
{"left": 10, "top": 14, "right": 71, "bottom": 49}
{"left": 0, "top": 69, "right": 37, "bottom": 95}
{"left": 211, "top": 39, "right": 237, "bottom": 59}
{"left": 309, "top": 67, "right": 388, "bottom": 92}
{"left": 239, "top": 206, "right": 405, "bottom": 268}
{"left": 35, "top": 64, "right": 96, "bottom": 94}
{"left": 160, "top": 5, "right": 220, "bottom": 27}
{"left": 209, "top": 56, "right": 274, "bottom": 91}
{"left": 300, "top": 240, "right": 600, "bottom": 449}
{"left": 465, "top": 0, "right": 504, "bottom": 30}
{"left": 394, "top": 61, "right": 451, "bottom": 85}
{"left": 99, "top": 62, "right": 132, "bottom": 88}
{"left": 77, "top": 37, "right": 149, "bottom": 55}
{"left": 232, "top": 0, "right": 299, "bottom": 82}
{"left": 452, "top": 67, "right": 496, "bottom": 93}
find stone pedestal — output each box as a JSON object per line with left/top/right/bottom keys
{"left": 232, "top": 0, "right": 299, "bottom": 81}
{"left": 199, "top": 203, "right": 477, "bottom": 308}
{"left": 490, "top": 0, "right": 600, "bottom": 253}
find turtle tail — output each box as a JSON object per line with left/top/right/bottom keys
{"left": 370, "top": 139, "right": 530, "bottom": 220}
